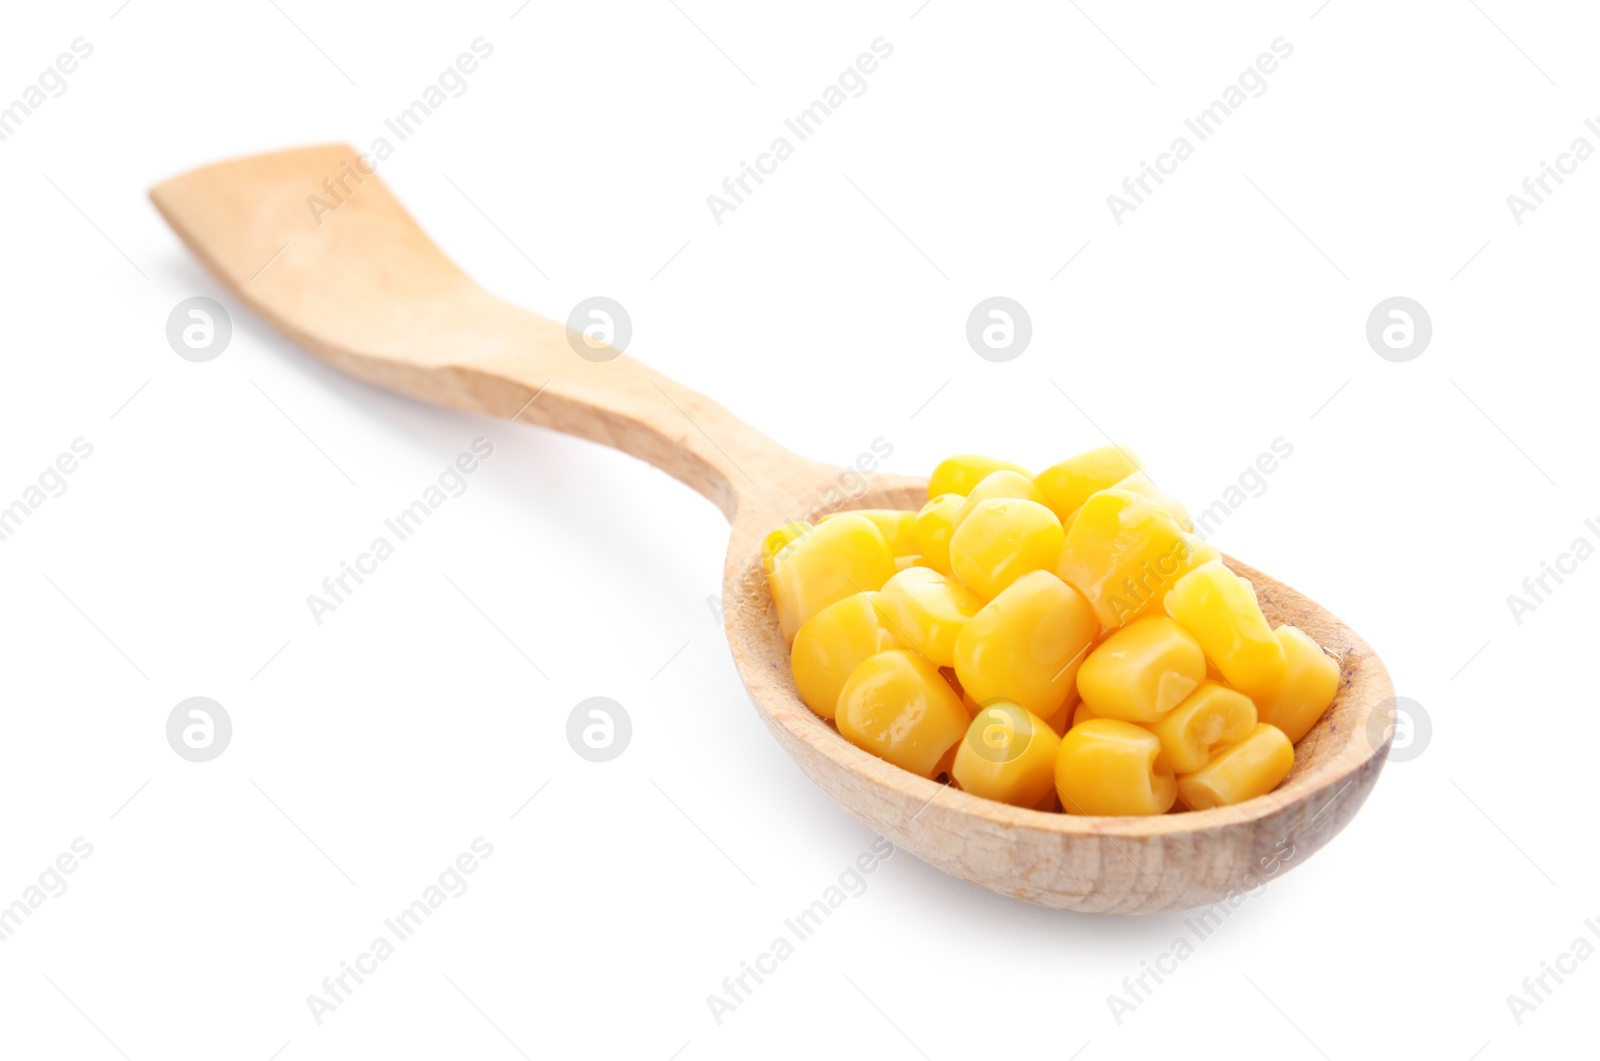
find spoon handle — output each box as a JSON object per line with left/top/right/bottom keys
{"left": 151, "top": 143, "right": 815, "bottom": 519}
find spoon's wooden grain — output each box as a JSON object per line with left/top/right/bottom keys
{"left": 152, "top": 144, "right": 1393, "bottom": 914}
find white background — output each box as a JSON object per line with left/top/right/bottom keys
{"left": 1, "top": 1, "right": 1596, "bottom": 1058}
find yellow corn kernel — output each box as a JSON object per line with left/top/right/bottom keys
{"left": 1107, "top": 471, "right": 1193, "bottom": 531}
{"left": 822, "top": 509, "right": 917, "bottom": 556}
{"left": 1071, "top": 699, "right": 1103, "bottom": 728}
{"left": 1176, "top": 723, "right": 1294, "bottom": 810}
{"left": 1148, "top": 681, "right": 1257, "bottom": 773}
{"left": 894, "top": 554, "right": 922, "bottom": 571}
{"left": 1056, "top": 489, "right": 1204, "bottom": 628}
{"left": 1164, "top": 561, "right": 1287, "bottom": 698}
{"left": 953, "top": 701, "right": 1061, "bottom": 809}
{"left": 914, "top": 493, "right": 965, "bottom": 576}
{"left": 768, "top": 513, "right": 897, "bottom": 641}
{"left": 1055, "top": 719, "right": 1176, "bottom": 816}
{"left": 1043, "top": 691, "right": 1079, "bottom": 736}
{"left": 952, "top": 471, "right": 1048, "bottom": 532}
{"left": 928, "top": 455, "right": 1031, "bottom": 499}
{"left": 1255, "top": 625, "right": 1340, "bottom": 743}
{"left": 790, "top": 592, "right": 906, "bottom": 720}
{"left": 877, "top": 566, "right": 986, "bottom": 668}
{"left": 1076, "top": 616, "right": 1204, "bottom": 722}
{"left": 836, "top": 649, "right": 970, "bottom": 778}
{"left": 1186, "top": 534, "right": 1222, "bottom": 568}
{"left": 948, "top": 498, "right": 1065, "bottom": 600}
{"left": 761, "top": 522, "right": 812, "bottom": 574}
{"left": 1035, "top": 445, "right": 1143, "bottom": 523}
{"left": 952, "top": 570, "right": 1096, "bottom": 720}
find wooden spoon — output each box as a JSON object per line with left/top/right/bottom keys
{"left": 150, "top": 144, "right": 1393, "bottom": 915}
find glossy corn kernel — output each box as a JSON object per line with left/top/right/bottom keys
{"left": 1076, "top": 616, "right": 1205, "bottom": 723}
{"left": 914, "top": 493, "right": 965, "bottom": 576}
{"left": 1108, "top": 472, "right": 1193, "bottom": 531}
{"left": 823, "top": 509, "right": 917, "bottom": 556}
{"left": 1255, "top": 625, "right": 1340, "bottom": 743}
{"left": 1035, "top": 445, "right": 1143, "bottom": 523}
{"left": 836, "top": 649, "right": 970, "bottom": 778}
{"left": 1176, "top": 723, "right": 1294, "bottom": 810}
{"left": 1055, "top": 719, "right": 1176, "bottom": 816}
{"left": 948, "top": 498, "right": 1065, "bottom": 600}
{"left": 952, "top": 471, "right": 1049, "bottom": 531}
{"left": 1186, "top": 534, "right": 1222, "bottom": 568}
{"left": 952, "top": 570, "right": 1097, "bottom": 720}
{"left": 762, "top": 522, "right": 812, "bottom": 574}
{"left": 1164, "top": 561, "right": 1287, "bottom": 698}
{"left": 877, "top": 566, "right": 986, "bottom": 668}
{"left": 768, "top": 513, "right": 897, "bottom": 642}
{"left": 790, "top": 592, "right": 906, "bottom": 720}
{"left": 1071, "top": 699, "right": 1104, "bottom": 729}
{"left": 1149, "top": 681, "right": 1257, "bottom": 773}
{"left": 953, "top": 701, "right": 1061, "bottom": 809}
{"left": 928, "top": 454, "right": 1031, "bottom": 499}
{"left": 1057, "top": 489, "right": 1203, "bottom": 628}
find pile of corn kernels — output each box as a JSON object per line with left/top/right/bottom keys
{"left": 763, "top": 448, "right": 1340, "bottom": 816}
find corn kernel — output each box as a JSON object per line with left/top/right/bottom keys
{"left": 951, "top": 472, "right": 1049, "bottom": 540}
{"left": 1071, "top": 699, "right": 1103, "bottom": 729}
{"left": 768, "top": 513, "right": 898, "bottom": 641}
{"left": 952, "top": 570, "right": 1096, "bottom": 720}
{"left": 1056, "top": 489, "right": 1205, "bottom": 628}
{"left": 1186, "top": 534, "right": 1222, "bottom": 568}
{"left": 948, "top": 498, "right": 1065, "bottom": 600}
{"left": 877, "top": 566, "right": 986, "bottom": 668}
{"left": 928, "top": 454, "right": 1031, "bottom": 499}
{"left": 1255, "top": 625, "right": 1340, "bottom": 743}
{"left": 914, "top": 493, "right": 965, "bottom": 576}
{"left": 822, "top": 509, "right": 917, "bottom": 556}
{"left": 836, "top": 649, "right": 970, "bottom": 778}
{"left": 790, "top": 592, "right": 906, "bottom": 720}
{"left": 1148, "top": 681, "right": 1257, "bottom": 773}
{"left": 1107, "top": 471, "right": 1193, "bottom": 531}
{"left": 1076, "top": 616, "right": 1205, "bottom": 722}
{"left": 1055, "top": 719, "right": 1176, "bottom": 816}
{"left": 1164, "top": 561, "right": 1287, "bottom": 698}
{"left": 1176, "top": 723, "right": 1294, "bottom": 810}
{"left": 1035, "top": 445, "right": 1142, "bottom": 523}
{"left": 953, "top": 701, "right": 1061, "bottom": 809}
{"left": 942, "top": 669, "right": 981, "bottom": 717}
{"left": 762, "top": 522, "right": 812, "bottom": 574}
{"left": 1043, "top": 692, "right": 1079, "bottom": 736}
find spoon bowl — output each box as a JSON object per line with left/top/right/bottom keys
{"left": 152, "top": 144, "right": 1393, "bottom": 914}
